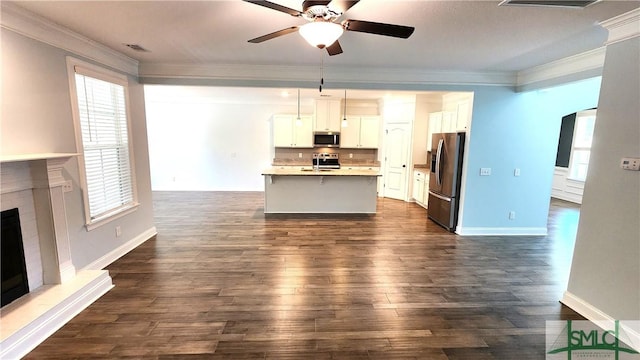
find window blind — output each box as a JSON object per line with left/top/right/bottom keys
{"left": 74, "top": 72, "right": 134, "bottom": 221}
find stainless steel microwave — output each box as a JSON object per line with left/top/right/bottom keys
{"left": 313, "top": 132, "right": 340, "bottom": 147}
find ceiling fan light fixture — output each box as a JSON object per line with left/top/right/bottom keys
{"left": 299, "top": 22, "right": 344, "bottom": 49}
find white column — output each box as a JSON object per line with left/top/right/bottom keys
{"left": 30, "top": 157, "right": 76, "bottom": 284}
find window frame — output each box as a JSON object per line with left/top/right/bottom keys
{"left": 66, "top": 57, "right": 139, "bottom": 231}
{"left": 567, "top": 109, "right": 597, "bottom": 182}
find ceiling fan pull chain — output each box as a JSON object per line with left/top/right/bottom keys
{"left": 319, "top": 54, "right": 324, "bottom": 92}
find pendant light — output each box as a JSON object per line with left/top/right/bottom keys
{"left": 341, "top": 89, "right": 348, "bottom": 127}
{"left": 295, "top": 88, "right": 302, "bottom": 126}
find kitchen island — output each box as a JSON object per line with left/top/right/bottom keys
{"left": 261, "top": 167, "right": 381, "bottom": 214}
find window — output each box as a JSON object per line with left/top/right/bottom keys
{"left": 67, "top": 58, "right": 137, "bottom": 229}
{"left": 568, "top": 109, "right": 596, "bottom": 182}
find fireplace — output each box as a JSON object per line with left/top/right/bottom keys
{"left": 1, "top": 208, "right": 30, "bottom": 307}
{"left": 0, "top": 153, "right": 113, "bottom": 359}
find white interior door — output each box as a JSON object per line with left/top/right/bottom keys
{"left": 383, "top": 124, "right": 410, "bottom": 200}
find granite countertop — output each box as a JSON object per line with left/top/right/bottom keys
{"left": 262, "top": 167, "right": 381, "bottom": 177}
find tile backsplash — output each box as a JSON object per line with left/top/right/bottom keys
{"left": 273, "top": 148, "right": 379, "bottom": 166}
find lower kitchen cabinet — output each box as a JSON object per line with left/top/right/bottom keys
{"left": 413, "top": 169, "right": 428, "bottom": 209}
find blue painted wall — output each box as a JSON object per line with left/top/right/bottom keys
{"left": 458, "top": 77, "right": 602, "bottom": 233}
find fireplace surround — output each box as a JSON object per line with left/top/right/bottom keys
{"left": 0, "top": 153, "right": 113, "bottom": 358}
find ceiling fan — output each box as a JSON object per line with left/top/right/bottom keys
{"left": 243, "top": 0, "right": 415, "bottom": 56}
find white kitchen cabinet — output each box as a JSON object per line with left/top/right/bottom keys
{"left": 273, "top": 114, "right": 313, "bottom": 148}
{"left": 341, "top": 116, "right": 380, "bottom": 149}
{"left": 427, "top": 111, "right": 459, "bottom": 150}
{"left": 442, "top": 111, "right": 455, "bottom": 132}
{"left": 314, "top": 99, "right": 341, "bottom": 132}
{"left": 427, "top": 112, "right": 442, "bottom": 150}
{"left": 413, "top": 169, "right": 428, "bottom": 209}
{"left": 455, "top": 98, "right": 471, "bottom": 131}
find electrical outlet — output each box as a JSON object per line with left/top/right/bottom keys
{"left": 298, "top": 153, "right": 303, "bottom": 158}
{"left": 115, "top": 226, "right": 122, "bottom": 237}
{"left": 480, "top": 168, "right": 491, "bottom": 176}
{"left": 509, "top": 211, "right": 516, "bottom": 220}
{"left": 349, "top": 153, "right": 353, "bottom": 159}
{"left": 62, "top": 180, "right": 73, "bottom": 193}
{"left": 514, "top": 168, "right": 521, "bottom": 177}
{"left": 621, "top": 157, "right": 640, "bottom": 171}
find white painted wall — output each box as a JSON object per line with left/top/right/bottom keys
{"left": 565, "top": 34, "right": 640, "bottom": 321}
{"left": 1, "top": 29, "right": 155, "bottom": 269}
{"left": 144, "top": 86, "right": 314, "bottom": 191}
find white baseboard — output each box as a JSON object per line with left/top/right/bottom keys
{"left": 456, "top": 227, "right": 548, "bottom": 236}
{"left": 561, "top": 290, "right": 640, "bottom": 352}
{"left": 83, "top": 226, "right": 157, "bottom": 270}
{"left": 0, "top": 270, "right": 113, "bottom": 359}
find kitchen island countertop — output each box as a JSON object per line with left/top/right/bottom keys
{"left": 262, "top": 167, "right": 381, "bottom": 177}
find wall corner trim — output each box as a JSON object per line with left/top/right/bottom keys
{"left": 561, "top": 290, "right": 640, "bottom": 352}
{"left": 600, "top": 8, "right": 640, "bottom": 45}
{"left": 0, "top": 2, "right": 139, "bottom": 76}
{"left": 83, "top": 226, "right": 157, "bottom": 270}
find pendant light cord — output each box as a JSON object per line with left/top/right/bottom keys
{"left": 297, "top": 88, "right": 300, "bottom": 119}
{"left": 343, "top": 89, "right": 347, "bottom": 120}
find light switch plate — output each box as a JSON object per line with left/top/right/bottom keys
{"left": 621, "top": 157, "right": 640, "bottom": 171}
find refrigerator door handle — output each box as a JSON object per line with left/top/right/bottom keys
{"left": 435, "top": 139, "right": 444, "bottom": 186}
{"left": 429, "top": 191, "right": 451, "bottom": 202}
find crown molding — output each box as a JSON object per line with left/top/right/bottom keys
{"left": 138, "top": 62, "right": 516, "bottom": 88}
{"left": 515, "top": 47, "right": 605, "bottom": 91}
{"left": 0, "top": 2, "right": 139, "bottom": 76}
{"left": 600, "top": 7, "right": 640, "bottom": 45}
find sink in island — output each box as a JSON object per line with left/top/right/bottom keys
{"left": 261, "top": 167, "right": 382, "bottom": 214}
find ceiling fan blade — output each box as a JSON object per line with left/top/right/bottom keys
{"left": 343, "top": 19, "right": 415, "bottom": 39}
{"left": 328, "top": 0, "right": 360, "bottom": 14}
{"left": 326, "top": 40, "right": 343, "bottom": 56}
{"left": 248, "top": 27, "right": 299, "bottom": 43}
{"left": 242, "top": 0, "right": 302, "bottom": 17}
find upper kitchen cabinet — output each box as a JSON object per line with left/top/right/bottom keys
{"left": 427, "top": 113, "right": 441, "bottom": 152}
{"left": 454, "top": 98, "right": 472, "bottom": 131}
{"left": 443, "top": 92, "right": 474, "bottom": 132}
{"left": 314, "top": 99, "right": 341, "bottom": 132}
{"left": 426, "top": 93, "right": 474, "bottom": 149}
{"left": 341, "top": 116, "right": 380, "bottom": 149}
{"left": 273, "top": 114, "right": 313, "bottom": 148}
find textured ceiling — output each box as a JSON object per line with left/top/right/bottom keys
{"left": 9, "top": 0, "right": 640, "bottom": 73}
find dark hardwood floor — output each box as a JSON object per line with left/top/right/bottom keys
{"left": 25, "top": 193, "right": 583, "bottom": 359}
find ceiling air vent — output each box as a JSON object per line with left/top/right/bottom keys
{"left": 499, "top": 0, "right": 600, "bottom": 8}
{"left": 124, "top": 43, "right": 149, "bottom": 52}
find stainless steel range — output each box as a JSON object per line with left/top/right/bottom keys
{"left": 312, "top": 153, "right": 340, "bottom": 169}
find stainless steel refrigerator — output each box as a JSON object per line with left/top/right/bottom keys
{"left": 427, "top": 132, "right": 465, "bottom": 232}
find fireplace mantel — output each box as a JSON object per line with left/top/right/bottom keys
{"left": 0, "top": 153, "right": 79, "bottom": 163}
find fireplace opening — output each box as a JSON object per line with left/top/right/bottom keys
{"left": 1, "top": 208, "right": 30, "bottom": 307}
